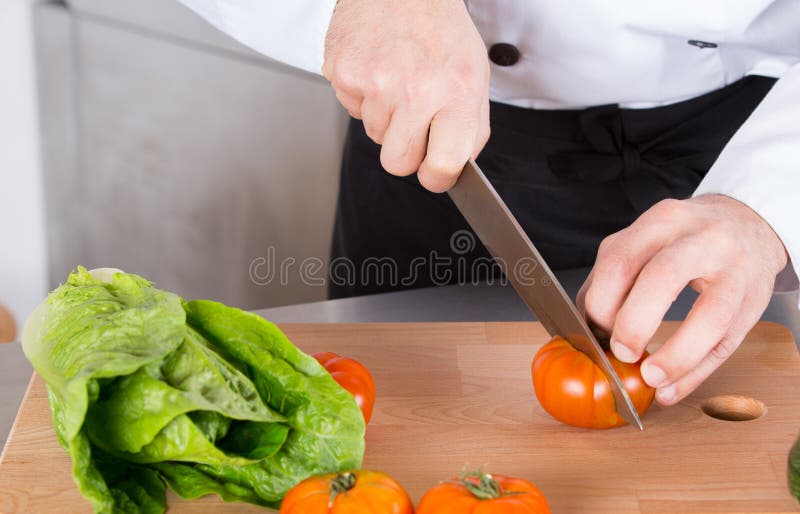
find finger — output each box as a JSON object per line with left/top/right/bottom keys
{"left": 577, "top": 270, "right": 613, "bottom": 341}
{"left": 653, "top": 285, "right": 768, "bottom": 405}
{"left": 379, "top": 106, "right": 434, "bottom": 176}
{"left": 657, "top": 339, "right": 732, "bottom": 406}
{"left": 584, "top": 200, "right": 687, "bottom": 333}
{"left": 417, "top": 104, "right": 481, "bottom": 193}
{"left": 335, "top": 89, "right": 364, "bottom": 119}
{"left": 473, "top": 96, "right": 491, "bottom": 159}
{"left": 360, "top": 97, "right": 393, "bottom": 144}
{"left": 576, "top": 269, "right": 594, "bottom": 318}
{"left": 639, "top": 275, "right": 745, "bottom": 391}
{"left": 610, "top": 237, "right": 709, "bottom": 363}
{"left": 583, "top": 228, "right": 664, "bottom": 333}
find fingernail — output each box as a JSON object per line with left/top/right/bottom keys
{"left": 611, "top": 341, "right": 637, "bottom": 363}
{"left": 657, "top": 384, "right": 677, "bottom": 403}
{"left": 641, "top": 363, "right": 667, "bottom": 387}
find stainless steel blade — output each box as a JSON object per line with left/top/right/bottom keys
{"left": 448, "top": 159, "right": 643, "bottom": 430}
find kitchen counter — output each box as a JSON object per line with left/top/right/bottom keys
{"left": 5, "top": 320, "right": 799, "bottom": 511}
{"left": 2, "top": 267, "right": 798, "bottom": 449}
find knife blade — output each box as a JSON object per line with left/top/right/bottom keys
{"left": 448, "top": 159, "right": 643, "bottom": 430}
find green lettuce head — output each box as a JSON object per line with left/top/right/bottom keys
{"left": 22, "top": 267, "right": 365, "bottom": 513}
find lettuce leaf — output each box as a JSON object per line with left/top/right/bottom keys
{"left": 177, "top": 299, "right": 366, "bottom": 505}
{"left": 22, "top": 268, "right": 365, "bottom": 513}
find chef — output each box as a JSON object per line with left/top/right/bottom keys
{"left": 178, "top": 0, "right": 799, "bottom": 407}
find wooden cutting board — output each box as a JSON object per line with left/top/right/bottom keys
{"left": 1, "top": 322, "right": 799, "bottom": 513}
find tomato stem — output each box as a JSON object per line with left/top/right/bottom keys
{"left": 460, "top": 469, "right": 503, "bottom": 500}
{"left": 328, "top": 472, "right": 356, "bottom": 508}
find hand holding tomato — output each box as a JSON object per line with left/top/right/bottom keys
{"left": 578, "top": 195, "right": 787, "bottom": 405}
{"left": 417, "top": 469, "right": 550, "bottom": 513}
{"left": 280, "top": 470, "right": 413, "bottom": 514}
{"left": 532, "top": 336, "right": 655, "bottom": 429}
{"left": 314, "top": 352, "right": 376, "bottom": 423}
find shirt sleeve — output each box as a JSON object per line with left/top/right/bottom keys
{"left": 693, "top": 63, "right": 800, "bottom": 302}
{"left": 177, "top": 0, "right": 338, "bottom": 75}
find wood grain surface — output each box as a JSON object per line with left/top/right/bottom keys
{"left": 1, "top": 322, "right": 799, "bottom": 513}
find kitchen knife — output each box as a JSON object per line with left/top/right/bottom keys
{"left": 447, "top": 159, "right": 644, "bottom": 430}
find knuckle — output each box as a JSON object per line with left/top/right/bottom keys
{"left": 708, "top": 336, "right": 740, "bottom": 364}
{"left": 576, "top": 284, "right": 589, "bottom": 313}
{"left": 455, "top": 59, "right": 477, "bottom": 80}
{"left": 450, "top": 73, "right": 473, "bottom": 97}
{"left": 330, "top": 63, "right": 360, "bottom": 92}
{"left": 599, "top": 251, "right": 634, "bottom": 280}
{"left": 701, "top": 294, "right": 738, "bottom": 331}
{"left": 649, "top": 198, "right": 685, "bottom": 220}
{"left": 583, "top": 285, "right": 609, "bottom": 322}
{"left": 583, "top": 305, "right": 606, "bottom": 329}
{"left": 424, "top": 153, "right": 463, "bottom": 177}
{"left": 702, "top": 227, "right": 738, "bottom": 257}
{"left": 380, "top": 146, "right": 418, "bottom": 176}
{"left": 457, "top": 57, "right": 487, "bottom": 86}
{"left": 597, "top": 232, "right": 620, "bottom": 257}
{"left": 613, "top": 313, "right": 651, "bottom": 348}
{"left": 444, "top": 61, "right": 485, "bottom": 100}
{"left": 402, "top": 78, "right": 432, "bottom": 104}
{"left": 363, "top": 123, "right": 384, "bottom": 144}
{"left": 650, "top": 251, "right": 683, "bottom": 280}
{"left": 667, "top": 370, "right": 703, "bottom": 403}
{"left": 365, "top": 67, "right": 395, "bottom": 96}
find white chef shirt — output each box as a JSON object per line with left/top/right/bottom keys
{"left": 178, "top": 0, "right": 800, "bottom": 295}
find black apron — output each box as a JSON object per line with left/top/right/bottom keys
{"left": 329, "top": 76, "right": 776, "bottom": 299}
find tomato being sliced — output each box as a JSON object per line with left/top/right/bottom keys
{"left": 280, "top": 470, "right": 413, "bottom": 514}
{"left": 313, "top": 352, "right": 376, "bottom": 424}
{"left": 417, "top": 469, "right": 550, "bottom": 514}
{"left": 531, "top": 336, "right": 655, "bottom": 429}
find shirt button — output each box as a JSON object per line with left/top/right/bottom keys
{"left": 688, "top": 40, "right": 718, "bottom": 49}
{"left": 488, "top": 43, "right": 521, "bottom": 66}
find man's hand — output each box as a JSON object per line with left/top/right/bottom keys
{"left": 322, "top": 0, "right": 490, "bottom": 193}
{"left": 578, "top": 194, "right": 788, "bottom": 405}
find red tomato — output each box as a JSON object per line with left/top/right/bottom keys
{"left": 531, "top": 336, "right": 655, "bottom": 429}
{"left": 314, "top": 352, "right": 376, "bottom": 424}
{"left": 280, "top": 470, "right": 414, "bottom": 514}
{"left": 417, "top": 469, "right": 550, "bottom": 513}
{"left": 313, "top": 351, "right": 340, "bottom": 366}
